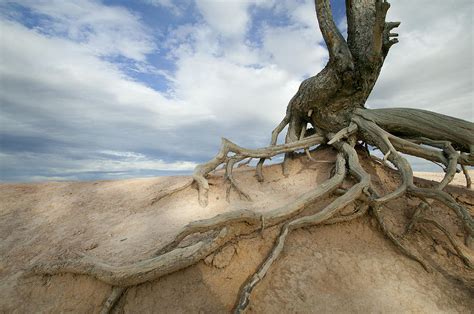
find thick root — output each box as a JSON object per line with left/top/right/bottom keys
{"left": 31, "top": 228, "right": 231, "bottom": 287}
{"left": 354, "top": 115, "right": 473, "bottom": 241}
{"left": 29, "top": 116, "right": 473, "bottom": 314}
{"left": 406, "top": 137, "right": 460, "bottom": 190}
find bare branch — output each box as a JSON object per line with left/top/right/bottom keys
{"left": 315, "top": 0, "right": 353, "bottom": 70}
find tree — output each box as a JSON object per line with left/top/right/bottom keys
{"left": 31, "top": 1, "right": 473, "bottom": 313}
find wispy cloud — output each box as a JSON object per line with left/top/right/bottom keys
{"left": 0, "top": 0, "right": 472, "bottom": 182}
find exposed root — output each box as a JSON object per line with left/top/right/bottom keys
{"left": 327, "top": 122, "right": 358, "bottom": 145}
{"left": 371, "top": 202, "right": 431, "bottom": 272}
{"left": 299, "top": 123, "right": 318, "bottom": 162}
{"left": 150, "top": 179, "right": 193, "bottom": 205}
{"left": 256, "top": 158, "right": 265, "bottom": 182}
{"left": 461, "top": 164, "right": 472, "bottom": 189}
{"left": 407, "top": 137, "right": 460, "bottom": 190}
{"left": 352, "top": 116, "right": 413, "bottom": 203}
{"left": 353, "top": 115, "right": 473, "bottom": 253}
{"left": 31, "top": 227, "right": 231, "bottom": 287}
{"left": 408, "top": 186, "right": 474, "bottom": 248}
{"left": 234, "top": 224, "right": 288, "bottom": 313}
{"left": 324, "top": 201, "right": 369, "bottom": 224}
{"left": 193, "top": 134, "right": 324, "bottom": 207}
{"left": 159, "top": 152, "right": 347, "bottom": 256}
{"left": 305, "top": 148, "right": 316, "bottom": 162}
{"left": 255, "top": 101, "right": 294, "bottom": 182}
{"left": 234, "top": 141, "right": 370, "bottom": 312}
{"left": 282, "top": 152, "right": 291, "bottom": 177}
{"left": 29, "top": 116, "right": 473, "bottom": 314}
{"left": 100, "top": 287, "right": 126, "bottom": 314}
{"left": 270, "top": 104, "right": 293, "bottom": 146}
{"left": 404, "top": 201, "right": 429, "bottom": 235}
{"left": 225, "top": 156, "right": 252, "bottom": 202}
{"left": 30, "top": 153, "right": 347, "bottom": 312}
{"left": 354, "top": 108, "right": 473, "bottom": 168}
{"left": 418, "top": 217, "right": 473, "bottom": 268}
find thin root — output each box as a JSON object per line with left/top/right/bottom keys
{"left": 461, "top": 164, "right": 472, "bottom": 189}
{"left": 419, "top": 218, "right": 473, "bottom": 268}
{"left": 150, "top": 179, "right": 193, "bottom": 205}
{"left": 100, "top": 287, "right": 126, "bottom": 314}
{"left": 371, "top": 203, "right": 430, "bottom": 272}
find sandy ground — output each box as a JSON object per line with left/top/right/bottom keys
{"left": 0, "top": 147, "right": 473, "bottom": 313}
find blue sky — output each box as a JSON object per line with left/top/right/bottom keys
{"left": 0, "top": 0, "right": 472, "bottom": 182}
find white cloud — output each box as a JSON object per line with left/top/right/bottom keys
{"left": 0, "top": 0, "right": 472, "bottom": 181}
{"left": 194, "top": 0, "right": 277, "bottom": 39}
{"left": 195, "top": 0, "right": 251, "bottom": 38}
{"left": 173, "top": 53, "right": 299, "bottom": 125}
{"left": 368, "top": 0, "right": 473, "bottom": 120}
{"left": 284, "top": 0, "right": 317, "bottom": 28}
{"left": 12, "top": 0, "right": 156, "bottom": 61}
{"left": 0, "top": 20, "right": 186, "bottom": 132}
{"left": 142, "top": 0, "right": 185, "bottom": 15}
{"left": 0, "top": 18, "right": 202, "bottom": 177}
{"left": 261, "top": 25, "right": 326, "bottom": 77}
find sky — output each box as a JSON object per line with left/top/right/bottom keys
{"left": 0, "top": 0, "right": 472, "bottom": 182}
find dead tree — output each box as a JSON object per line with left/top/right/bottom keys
{"left": 30, "top": 1, "right": 473, "bottom": 313}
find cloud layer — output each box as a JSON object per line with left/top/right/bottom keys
{"left": 0, "top": 0, "right": 472, "bottom": 181}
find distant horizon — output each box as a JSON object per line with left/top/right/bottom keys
{"left": 1, "top": 0, "right": 472, "bottom": 182}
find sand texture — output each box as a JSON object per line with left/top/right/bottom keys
{"left": 1, "top": 148, "right": 473, "bottom": 313}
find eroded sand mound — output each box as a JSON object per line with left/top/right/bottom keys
{"left": 1, "top": 148, "right": 473, "bottom": 313}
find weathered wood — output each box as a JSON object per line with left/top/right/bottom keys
{"left": 30, "top": 1, "right": 474, "bottom": 313}
{"left": 355, "top": 108, "right": 474, "bottom": 153}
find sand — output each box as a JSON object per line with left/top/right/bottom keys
{"left": 0, "top": 147, "right": 473, "bottom": 313}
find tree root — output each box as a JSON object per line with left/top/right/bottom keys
{"left": 225, "top": 156, "right": 252, "bottom": 202}
{"left": 406, "top": 137, "right": 460, "bottom": 190}
{"left": 371, "top": 203, "right": 431, "bottom": 272}
{"left": 353, "top": 114, "right": 473, "bottom": 246}
{"left": 193, "top": 134, "right": 325, "bottom": 206}
{"left": 461, "top": 164, "right": 472, "bottom": 189}
{"left": 234, "top": 141, "right": 370, "bottom": 313}
{"left": 419, "top": 217, "right": 473, "bottom": 269}
{"left": 150, "top": 178, "right": 194, "bottom": 205}
{"left": 28, "top": 117, "right": 473, "bottom": 313}
{"left": 100, "top": 287, "right": 126, "bottom": 314}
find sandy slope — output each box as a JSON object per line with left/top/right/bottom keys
{"left": 0, "top": 147, "right": 473, "bottom": 313}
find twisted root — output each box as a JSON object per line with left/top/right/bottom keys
{"left": 29, "top": 117, "right": 473, "bottom": 313}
